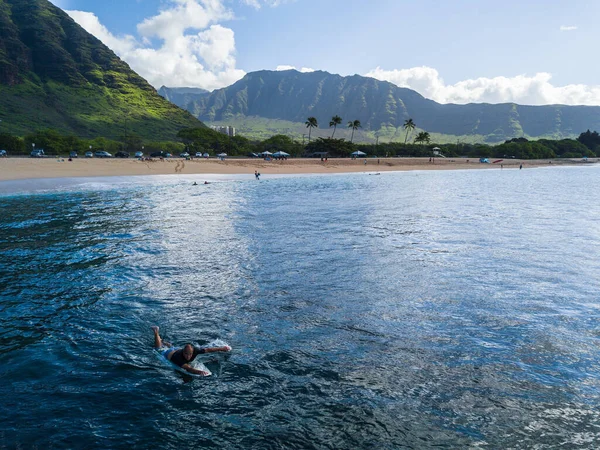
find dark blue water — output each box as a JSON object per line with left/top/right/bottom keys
{"left": 1, "top": 167, "right": 600, "bottom": 448}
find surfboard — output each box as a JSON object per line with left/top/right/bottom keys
{"left": 155, "top": 348, "right": 212, "bottom": 377}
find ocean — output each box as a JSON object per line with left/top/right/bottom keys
{"left": 1, "top": 166, "right": 599, "bottom": 448}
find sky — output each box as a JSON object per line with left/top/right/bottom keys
{"left": 48, "top": 0, "right": 600, "bottom": 105}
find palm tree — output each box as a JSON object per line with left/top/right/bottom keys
{"left": 329, "top": 115, "right": 342, "bottom": 138}
{"left": 305, "top": 117, "right": 318, "bottom": 143}
{"left": 347, "top": 120, "right": 361, "bottom": 143}
{"left": 403, "top": 118, "right": 416, "bottom": 144}
{"left": 422, "top": 131, "right": 431, "bottom": 145}
{"left": 414, "top": 131, "right": 431, "bottom": 146}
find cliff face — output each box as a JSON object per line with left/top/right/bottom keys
{"left": 0, "top": 0, "right": 204, "bottom": 139}
{"left": 162, "top": 70, "right": 600, "bottom": 142}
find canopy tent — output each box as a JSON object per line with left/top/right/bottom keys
{"left": 272, "top": 151, "right": 290, "bottom": 157}
{"left": 351, "top": 151, "right": 367, "bottom": 157}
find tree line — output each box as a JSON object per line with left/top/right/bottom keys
{"left": 0, "top": 124, "right": 599, "bottom": 160}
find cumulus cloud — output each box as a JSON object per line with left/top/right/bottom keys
{"left": 365, "top": 66, "right": 600, "bottom": 106}
{"left": 66, "top": 0, "right": 245, "bottom": 90}
{"left": 560, "top": 25, "right": 578, "bottom": 31}
{"left": 276, "top": 65, "right": 315, "bottom": 73}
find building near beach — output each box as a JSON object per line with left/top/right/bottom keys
{"left": 212, "top": 126, "right": 236, "bottom": 137}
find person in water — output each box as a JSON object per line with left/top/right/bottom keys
{"left": 151, "top": 326, "right": 231, "bottom": 375}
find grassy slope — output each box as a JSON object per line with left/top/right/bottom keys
{"left": 207, "top": 116, "right": 555, "bottom": 145}
{"left": 0, "top": 0, "right": 203, "bottom": 140}
{"left": 0, "top": 78, "right": 201, "bottom": 139}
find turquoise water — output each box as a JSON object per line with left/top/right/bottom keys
{"left": 1, "top": 167, "right": 600, "bottom": 448}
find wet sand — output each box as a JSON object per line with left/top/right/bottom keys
{"left": 0, "top": 156, "right": 591, "bottom": 181}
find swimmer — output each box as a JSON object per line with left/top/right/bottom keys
{"left": 151, "top": 326, "right": 231, "bottom": 376}
{"left": 192, "top": 182, "right": 198, "bottom": 186}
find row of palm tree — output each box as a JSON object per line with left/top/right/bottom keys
{"left": 305, "top": 116, "right": 363, "bottom": 143}
{"left": 305, "top": 116, "right": 426, "bottom": 145}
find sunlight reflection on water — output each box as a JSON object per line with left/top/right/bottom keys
{"left": 1, "top": 166, "right": 600, "bottom": 448}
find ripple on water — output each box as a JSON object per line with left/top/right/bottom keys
{"left": 1, "top": 168, "right": 600, "bottom": 448}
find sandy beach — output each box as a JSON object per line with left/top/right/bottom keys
{"left": 0, "top": 156, "right": 592, "bottom": 181}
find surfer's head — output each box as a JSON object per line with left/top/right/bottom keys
{"left": 182, "top": 344, "right": 195, "bottom": 361}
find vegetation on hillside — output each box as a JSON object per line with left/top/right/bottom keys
{"left": 0, "top": 0, "right": 203, "bottom": 140}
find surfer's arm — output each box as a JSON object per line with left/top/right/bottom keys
{"left": 203, "top": 345, "right": 232, "bottom": 353}
{"left": 181, "top": 364, "right": 210, "bottom": 376}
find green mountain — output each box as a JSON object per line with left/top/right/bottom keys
{"left": 161, "top": 70, "right": 600, "bottom": 143}
{"left": 157, "top": 86, "right": 209, "bottom": 106}
{"left": 0, "top": 0, "right": 204, "bottom": 139}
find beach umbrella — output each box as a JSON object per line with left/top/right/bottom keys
{"left": 272, "top": 151, "right": 290, "bottom": 157}
{"left": 261, "top": 151, "right": 273, "bottom": 156}
{"left": 351, "top": 150, "right": 366, "bottom": 157}
{"left": 217, "top": 153, "right": 227, "bottom": 157}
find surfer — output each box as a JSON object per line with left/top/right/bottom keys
{"left": 151, "top": 326, "right": 231, "bottom": 376}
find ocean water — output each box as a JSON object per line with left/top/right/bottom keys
{"left": 1, "top": 166, "right": 600, "bottom": 449}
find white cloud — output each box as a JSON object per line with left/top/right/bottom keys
{"left": 276, "top": 65, "right": 315, "bottom": 73}
{"left": 365, "top": 66, "right": 600, "bottom": 106}
{"left": 67, "top": 11, "right": 137, "bottom": 55}
{"left": 240, "top": 0, "right": 292, "bottom": 9}
{"left": 137, "top": 0, "right": 231, "bottom": 41}
{"left": 66, "top": 1, "right": 245, "bottom": 91}
{"left": 560, "top": 25, "right": 578, "bottom": 31}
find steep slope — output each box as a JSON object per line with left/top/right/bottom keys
{"left": 162, "top": 70, "right": 600, "bottom": 143}
{"left": 0, "top": 0, "right": 204, "bottom": 139}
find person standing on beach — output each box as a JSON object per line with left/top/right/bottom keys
{"left": 151, "top": 326, "right": 231, "bottom": 376}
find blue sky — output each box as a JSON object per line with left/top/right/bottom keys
{"left": 49, "top": 0, "right": 600, "bottom": 105}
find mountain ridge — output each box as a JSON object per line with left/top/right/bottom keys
{"left": 159, "top": 69, "right": 600, "bottom": 143}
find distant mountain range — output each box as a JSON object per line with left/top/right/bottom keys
{"left": 157, "top": 86, "right": 209, "bottom": 105}
{"left": 159, "top": 70, "right": 600, "bottom": 143}
{"left": 0, "top": 0, "right": 203, "bottom": 139}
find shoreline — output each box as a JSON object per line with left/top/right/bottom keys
{"left": 0, "top": 157, "right": 595, "bottom": 182}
